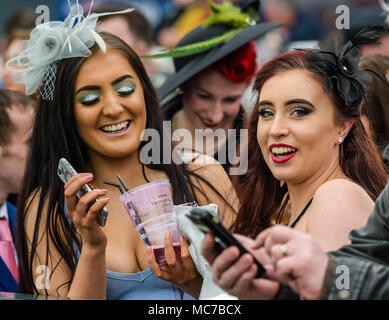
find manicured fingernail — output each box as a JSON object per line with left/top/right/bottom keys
{"left": 265, "top": 264, "right": 274, "bottom": 270}
{"left": 180, "top": 236, "right": 184, "bottom": 243}
{"left": 165, "top": 231, "right": 170, "bottom": 240}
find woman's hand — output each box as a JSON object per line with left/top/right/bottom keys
{"left": 201, "top": 233, "right": 280, "bottom": 300}
{"left": 147, "top": 232, "right": 202, "bottom": 298}
{"left": 62, "top": 173, "right": 109, "bottom": 299}
{"left": 64, "top": 173, "right": 109, "bottom": 250}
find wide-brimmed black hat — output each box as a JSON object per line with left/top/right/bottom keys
{"left": 148, "top": 1, "right": 281, "bottom": 101}
{"left": 344, "top": 7, "right": 388, "bottom": 42}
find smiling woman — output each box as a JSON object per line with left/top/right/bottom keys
{"left": 73, "top": 51, "right": 147, "bottom": 160}
{"left": 11, "top": 8, "right": 238, "bottom": 300}
{"left": 231, "top": 48, "right": 388, "bottom": 250}
{"left": 152, "top": 1, "right": 280, "bottom": 176}
{"left": 256, "top": 69, "right": 352, "bottom": 185}
{"left": 162, "top": 42, "right": 257, "bottom": 175}
{"left": 201, "top": 38, "right": 389, "bottom": 300}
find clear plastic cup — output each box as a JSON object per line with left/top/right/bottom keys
{"left": 139, "top": 222, "right": 182, "bottom": 266}
{"left": 120, "top": 180, "right": 182, "bottom": 266}
{"left": 139, "top": 214, "right": 176, "bottom": 232}
{"left": 140, "top": 222, "right": 180, "bottom": 244}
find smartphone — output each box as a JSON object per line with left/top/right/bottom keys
{"left": 57, "top": 158, "right": 108, "bottom": 227}
{"left": 187, "top": 207, "right": 265, "bottom": 278}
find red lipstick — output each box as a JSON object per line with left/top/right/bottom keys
{"left": 269, "top": 143, "right": 297, "bottom": 164}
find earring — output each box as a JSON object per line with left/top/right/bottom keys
{"left": 338, "top": 137, "right": 343, "bottom": 143}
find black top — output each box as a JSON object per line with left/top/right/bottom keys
{"left": 161, "top": 94, "right": 245, "bottom": 175}
{"left": 290, "top": 198, "right": 313, "bottom": 229}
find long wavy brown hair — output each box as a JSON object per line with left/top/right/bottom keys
{"left": 231, "top": 50, "right": 388, "bottom": 238}
{"left": 16, "top": 32, "right": 235, "bottom": 296}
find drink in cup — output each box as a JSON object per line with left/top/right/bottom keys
{"left": 120, "top": 180, "right": 182, "bottom": 266}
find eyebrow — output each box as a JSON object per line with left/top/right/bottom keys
{"left": 195, "top": 86, "right": 242, "bottom": 99}
{"left": 257, "top": 99, "right": 315, "bottom": 108}
{"left": 75, "top": 74, "right": 134, "bottom": 95}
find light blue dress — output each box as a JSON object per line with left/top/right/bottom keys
{"left": 106, "top": 268, "right": 195, "bottom": 300}
{"left": 65, "top": 206, "right": 195, "bottom": 300}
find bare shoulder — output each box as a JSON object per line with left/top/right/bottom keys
{"left": 23, "top": 188, "right": 72, "bottom": 296}
{"left": 23, "top": 188, "right": 52, "bottom": 266}
{"left": 308, "top": 179, "right": 374, "bottom": 251}
{"left": 24, "top": 189, "right": 44, "bottom": 235}
{"left": 184, "top": 152, "right": 239, "bottom": 227}
{"left": 182, "top": 151, "right": 219, "bottom": 166}
{"left": 314, "top": 179, "right": 374, "bottom": 206}
{"left": 185, "top": 152, "right": 225, "bottom": 178}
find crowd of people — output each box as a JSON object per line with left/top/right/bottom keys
{"left": 0, "top": 0, "right": 388, "bottom": 300}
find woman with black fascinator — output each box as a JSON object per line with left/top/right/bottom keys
{"left": 201, "top": 26, "right": 389, "bottom": 299}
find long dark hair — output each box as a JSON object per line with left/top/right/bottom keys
{"left": 359, "top": 54, "right": 389, "bottom": 156}
{"left": 16, "top": 32, "right": 233, "bottom": 294}
{"left": 231, "top": 50, "right": 388, "bottom": 238}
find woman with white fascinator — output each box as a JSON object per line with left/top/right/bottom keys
{"left": 8, "top": 1, "right": 238, "bottom": 300}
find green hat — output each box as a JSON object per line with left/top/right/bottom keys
{"left": 145, "top": 0, "right": 281, "bottom": 101}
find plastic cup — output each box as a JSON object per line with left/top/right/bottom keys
{"left": 120, "top": 180, "right": 181, "bottom": 266}
{"left": 139, "top": 214, "right": 176, "bottom": 232}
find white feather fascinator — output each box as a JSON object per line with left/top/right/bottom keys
{"left": 379, "top": 0, "right": 389, "bottom": 26}
{"left": 6, "top": 0, "right": 134, "bottom": 100}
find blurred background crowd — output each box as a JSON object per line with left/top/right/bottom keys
{"left": 1, "top": 0, "right": 389, "bottom": 300}
{"left": 2, "top": 0, "right": 389, "bottom": 207}
{"left": 0, "top": 0, "right": 388, "bottom": 92}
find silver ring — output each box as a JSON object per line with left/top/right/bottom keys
{"left": 281, "top": 244, "right": 288, "bottom": 256}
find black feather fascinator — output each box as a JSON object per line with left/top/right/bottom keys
{"left": 299, "top": 26, "right": 388, "bottom": 106}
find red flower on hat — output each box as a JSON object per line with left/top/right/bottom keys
{"left": 216, "top": 40, "right": 258, "bottom": 83}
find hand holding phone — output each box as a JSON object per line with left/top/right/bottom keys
{"left": 186, "top": 208, "right": 265, "bottom": 278}
{"left": 57, "top": 158, "right": 108, "bottom": 227}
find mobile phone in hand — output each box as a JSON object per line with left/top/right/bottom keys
{"left": 57, "top": 158, "right": 108, "bottom": 227}
{"left": 187, "top": 208, "right": 265, "bottom": 278}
